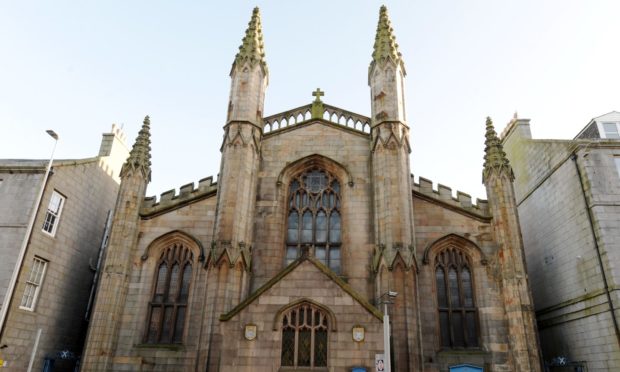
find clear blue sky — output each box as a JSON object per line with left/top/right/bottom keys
{"left": 1, "top": 1, "right": 619, "bottom": 200}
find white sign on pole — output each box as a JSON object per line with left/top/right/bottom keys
{"left": 375, "top": 354, "right": 385, "bottom": 372}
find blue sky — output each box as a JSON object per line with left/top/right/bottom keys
{"left": 1, "top": 1, "right": 619, "bottom": 200}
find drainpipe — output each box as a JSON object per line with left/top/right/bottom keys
{"left": 84, "top": 210, "right": 113, "bottom": 320}
{"left": 571, "top": 152, "right": 620, "bottom": 347}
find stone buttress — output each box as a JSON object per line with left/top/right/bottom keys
{"left": 369, "top": 6, "right": 421, "bottom": 371}
{"left": 483, "top": 117, "right": 542, "bottom": 372}
{"left": 81, "top": 116, "right": 152, "bottom": 371}
{"left": 204, "top": 8, "right": 267, "bottom": 369}
{"left": 209, "top": 7, "right": 266, "bottom": 272}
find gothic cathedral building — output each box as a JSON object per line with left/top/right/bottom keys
{"left": 82, "top": 7, "right": 541, "bottom": 372}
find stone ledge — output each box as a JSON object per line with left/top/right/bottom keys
{"left": 133, "top": 344, "right": 185, "bottom": 352}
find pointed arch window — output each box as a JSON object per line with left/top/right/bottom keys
{"left": 145, "top": 243, "right": 193, "bottom": 344}
{"left": 435, "top": 247, "right": 478, "bottom": 348}
{"left": 281, "top": 303, "right": 328, "bottom": 368}
{"left": 286, "top": 168, "right": 341, "bottom": 273}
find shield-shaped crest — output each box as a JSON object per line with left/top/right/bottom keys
{"left": 244, "top": 324, "right": 257, "bottom": 341}
{"left": 352, "top": 326, "right": 365, "bottom": 342}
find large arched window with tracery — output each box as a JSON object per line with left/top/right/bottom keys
{"left": 145, "top": 243, "right": 193, "bottom": 344}
{"left": 286, "top": 168, "right": 341, "bottom": 273}
{"left": 281, "top": 303, "right": 328, "bottom": 368}
{"left": 435, "top": 247, "right": 478, "bottom": 348}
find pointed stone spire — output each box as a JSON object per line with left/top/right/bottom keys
{"left": 483, "top": 117, "right": 513, "bottom": 183}
{"left": 370, "top": 5, "right": 404, "bottom": 71}
{"left": 121, "top": 115, "right": 152, "bottom": 181}
{"left": 233, "top": 7, "right": 267, "bottom": 72}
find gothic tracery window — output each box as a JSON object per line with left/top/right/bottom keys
{"left": 281, "top": 303, "right": 328, "bottom": 368}
{"left": 286, "top": 168, "right": 341, "bottom": 273}
{"left": 146, "top": 243, "right": 193, "bottom": 344}
{"left": 435, "top": 247, "right": 478, "bottom": 349}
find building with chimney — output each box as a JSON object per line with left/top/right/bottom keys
{"left": 502, "top": 111, "right": 620, "bottom": 371}
{"left": 82, "top": 7, "right": 541, "bottom": 372}
{"left": 0, "top": 125, "right": 129, "bottom": 370}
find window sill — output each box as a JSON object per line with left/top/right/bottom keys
{"left": 279, "top": 367, "right": 328, "bottom": 372}
{"left": 40, "top": 230, "right": 57, "bottom": 239}
{"left": 133, "top": 343, "right": 185, "bottom": 351}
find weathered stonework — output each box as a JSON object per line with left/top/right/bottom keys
{"left": 0, "top": 125, "right": 129, "bottom": 371}
{"left": 502, "top": 112, "right": 620, "bottom": 371}
{"left": 81, "top": 6, "right": 542, "bottom": 372}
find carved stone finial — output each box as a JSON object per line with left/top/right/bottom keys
{"left": 482, "top": 116, "right": 514, "bottom": 184}
{"left": 120, "top": 115, "right": 152, "bottom": 181}
{"left": 370, "top": 5, "right": 404, "bottom": 72}
{"left": 233, "top": 7, "right": 267, "bottom": 72}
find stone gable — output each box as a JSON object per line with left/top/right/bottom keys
{"left": 219, "top": 258, "right": 384, "bottom": 372}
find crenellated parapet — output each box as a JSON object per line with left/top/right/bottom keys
{"left": 141, "top": 176, "right": 218, "bottom": 218}
{"left": 412, "top": 175, "right": 491, "bottom": 220}
{"left": 371, "top": 176, "right": 490, "bottom": 272}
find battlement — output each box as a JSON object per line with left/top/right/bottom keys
{"left": 263, "top": 103, "right": 371, "bottom": 135}
{"left": 141, "top": 176, "right": 218, "bottom": 217}
{"left": 412, "top": 175, "right": 490, "bottom": 219}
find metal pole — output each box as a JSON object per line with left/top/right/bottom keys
{"left": 383, "top": 302, "right": 391, "bottom": 372}
{"left": 26, "top": 328, "right": 42, "bottom": 372}
{"left": 0, "top": 132, "right": 58, "bottom": 336}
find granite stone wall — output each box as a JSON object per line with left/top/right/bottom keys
{"left": 0, "top": 158, "right": 122, "bottom": 371}
{"left": 503, "top": 120, "right": 620, "bottom": 371}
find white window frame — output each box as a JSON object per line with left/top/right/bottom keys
{"left": 19, "top": 257, "right": 48, "bottom": 311}
{"left": 42, "top": 190, "right": 65, "bottom": 237}
{"left": 599, "top": 122, "right": 620, "bottom": 139}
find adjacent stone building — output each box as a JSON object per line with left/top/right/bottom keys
{"left": 82, "top": 7, "right": 542, "bottom": 372}
{"left": 0, "top": 125, "right": 129, "bottom": 370}
{"left": 502, "top": 111, "right": 620, "bottom": 371}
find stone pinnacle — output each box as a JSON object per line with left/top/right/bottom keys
{"left": 370, "top": 5, "right": 404, "bottom": 71}
{"left": 483, "top": 117, "right": 513, "bottom": 183}
{"left": 121, "top": 115, "right": 152, "bottom": 182}
{"left": 233, "top": 7, "right": 267, "bottom": 72}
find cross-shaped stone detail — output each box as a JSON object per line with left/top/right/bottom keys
{"left": 312, "top": 88, "right": 324, "bottom": 102}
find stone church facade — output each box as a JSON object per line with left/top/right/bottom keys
{"left": 82, "top": 7, "right": 541, "bottom": 372}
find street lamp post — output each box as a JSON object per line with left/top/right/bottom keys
{"left": 0, "top": 130, "right": 59, "bottom": 338}
{"left": 379, "top": 290, "right": 397, "bottom": 372}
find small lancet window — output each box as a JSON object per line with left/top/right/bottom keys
{"left": 435, "top": 247, "right": 478, "bottom": 349}
{"left": 286, "top": 168, "right": 342, "bottom": 273}
{"left": 146, "top": 243, "right": 194, "bottom": 344}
